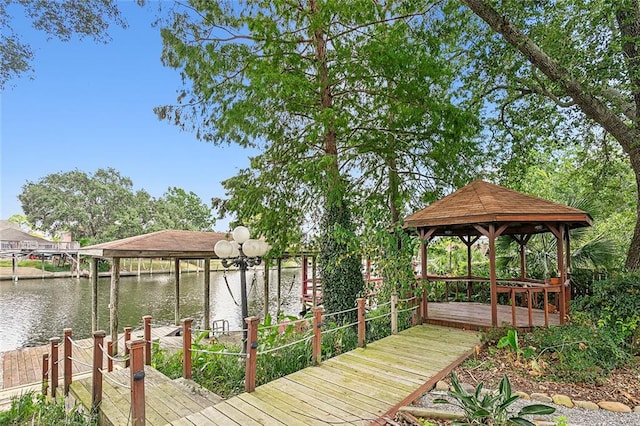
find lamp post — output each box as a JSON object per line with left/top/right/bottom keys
{"left": 214, "top": 226, "right": 270, "bottom": 352}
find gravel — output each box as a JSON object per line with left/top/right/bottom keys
{"left": 416, "top": 391, "right": 640, "bottom": 426}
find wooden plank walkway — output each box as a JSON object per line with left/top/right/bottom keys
{"left": 0, "top": 325, "right": 180, "bottom": 391}
{"left": 69, "top": 367, "right": 223, "bottom": 426}
{"left": 168, "top": 324, "right": 480, "bottom": 426}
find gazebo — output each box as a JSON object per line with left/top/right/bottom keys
{"left": 79, "top": 229, "right": 313, "bottom": 351}
{"left": 404, "top": 180, "right": 593, "bottom": 330}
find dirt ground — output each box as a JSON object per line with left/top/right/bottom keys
{"left": 0, "top": 266, "right": 54, "bottom": 278}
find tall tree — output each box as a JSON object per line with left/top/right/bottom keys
{"left": 458, "top": 0, "right": 640, "bottom": 270}
{"left": 157, "top": 0, "right": 481, "bottom": 312}
{"left": 0, "top": 0, "right": 134, "bottom": 89}
{"left": 18, "top": 168, "right": 213, "bottom": 243}
{"left": 153, "top": 187, "right": 214, "bottom": 231}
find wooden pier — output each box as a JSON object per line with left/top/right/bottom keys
{"left": 0, "top": 325, "right": 180, "bottom": 407}
{"left": 71, "top": 324, "right": 480, "bottom": 425}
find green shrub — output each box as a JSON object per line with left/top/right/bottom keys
{"left": 572, "top": 271, "right": 640, "bottom": 353}
{"left": 434, "top": 372, "right": 555, "bottom": 425}
{"left": 0, "top": 392, "right": 93, "bottom": 426}
{"left": 523, "top": 324, "right": 630, "bottom": 383}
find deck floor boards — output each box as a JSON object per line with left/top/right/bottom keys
{"left": 0, "top": 325, "right": 180, "bottom": 392}
{"left": 69, "top": 324, "right": 480, "bottom": 425}
{"left": 174, "top": 324, "right": 480, "bottom": 426}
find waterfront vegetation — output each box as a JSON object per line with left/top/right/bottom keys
{"left": 152, "top": 303, "right": 414, "bottom": 398}
{"left": 0, "top": 393, "right": 94, "bottom": 426}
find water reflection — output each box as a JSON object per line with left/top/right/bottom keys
{"left": 0, "top": 268, "right": 302, "bottom": 353}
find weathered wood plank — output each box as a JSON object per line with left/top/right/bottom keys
{"left": 214, "top": 394, "right": 285, "bottom": 426}
{"left": 325, "top": 354, "right": 424, "bottom": 386}
{"left": 336, "top": 352, "right": 430, "bottom": 383}
{"left": 300, "top": 364, "right": 401, "bottom": 405}
{"left": 193, "top": 406, "right": 237, "bottom": 425}
{"left": 268, "top": 378, "right": 362, "bottom": 425}
{"left": 322, "top": 358, "right": 416, "bottom": 393}
{"left": 208, "top": 401, "right": 258, "bottom": 425}
{"left": 253, "top": 384, "right": 349, "bottom": 425}
{"left": 285, "top": 370, "right": 388, "bottom": 414}
{"left": 178, "top": 410, "right": 217, "bottom": 426}
{"left": 235, "top": 389, "right": 313, "bottom": 425}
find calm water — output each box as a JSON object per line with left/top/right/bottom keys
{"left": 0, "top": 269, "right": 302, "bottom": 353}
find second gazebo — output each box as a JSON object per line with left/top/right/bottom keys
{"left": 404, "top": 180, "right": 592, "bottom": 329}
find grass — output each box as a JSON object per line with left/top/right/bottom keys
{"left": 0, "top": 392, "right": 95, "bottom": 425}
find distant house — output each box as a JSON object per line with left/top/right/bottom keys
{"left": 0, "top": 220, "right": 79, "bottom": 255}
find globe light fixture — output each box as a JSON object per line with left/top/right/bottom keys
{"left": 214, "top": 226, "right": 269, "bottom": 352}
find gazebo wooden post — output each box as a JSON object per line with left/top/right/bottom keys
{"left": 277, "top": 257, "right": 282, "bottom": 316}
{"left": 204, "top": 258, "right": 211, "bottom": 332}
{"left": 488, "top": 225, "right": 498, "bottom": 327}
{"left": 420, "top": 234, "right": 428, "bottom": 320}
{"left": 460, "top": 235, "right": 479, "bottom": 301}
{"left": 312, "top": 255, "right": 318, "bottom": 307}
{"left": 109, "top": 257, "right": 120, "bottom": 353}
{"left": 565, "top": 230, "right": 572, "bottom": 307}
{"left": 174, "top": 258, "right": 181, "bottom": 326}
{"left": 91, "top": 257, "right": 99, "bottom": 332}
{"left": 263, "top": 258, "right": 270, "bottom": 320}
{"left": 548, "top": 224, "right": 567, "bottom": 324}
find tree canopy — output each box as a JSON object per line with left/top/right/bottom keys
{"left": 458, "top": 0, "right": 640, "bottom": 270}
{"left": 0, "top": 0, "right": 134, "bottom": 89}
{"left": 18, "top": 168, "right": 214, "bottom": 244}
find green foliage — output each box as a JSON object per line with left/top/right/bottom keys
{"left": 458, "top": 0, "right": 640, "bottom": 270}
{"left": 0, "top": 392, "right": 94, "bottom": 425}
{"left": 434, "top": 372, "right": 555, "bottom": 426}
{"left": 572, "top": 271, "right": 640, "bottom": 353}
{"left": 18, "top": 168, "right": 214, "bottom": 243}
{"left": 0, "top": 0, "right": 129, "bottom": 89}
{"left": 318, "top": 200, "right": 364, "bottom": 324}
{"left": 159, "top": 0, "right": 483, "bottom": 256}
{"left": 523, "top": 324, "right": 631, "bottom": 384}
{"left": 497, "top": 329, "right": 522, "bottom": 359}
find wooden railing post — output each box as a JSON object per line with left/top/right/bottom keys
{"left": 42, "top": 353, "right": 49, "bottom": 396}
{"left": 107, "top": 341, "right": 114, "bottom": 372}
{"left": 92, "top": 330, "right": 106, "bottom": 411}
{"left": 182, "top": 318, "right": 193, "bottom": 380}
{"left": 64, "top": 328, "right": 72, "bottom": 395}
{"left": 415, "top": 295, "right": 423, "bottom": 325}
{"left": 422, "top": 287, "right": 428, "bottom": 320}
{"left": 245, "top": 316, "right": 259, "bottom": 392}
{"left": 511, "top": 289, "right": 517, "bottom": 325}
{"left": 128, "top": 339, "right": 146, "bottom": 426}
{"left": 124, "top": 327, "right": 132, "bottom": 368}
{"left": 312, "top": 307, "right": 323, "bottom": 365}
{"left": 357, "top": 298, "right": 366, "bottom": 348}
{"left": 49, "top": 337, "right": 60, "bottom": 397}
{"left": 143, "top": 315, "right": 152, "bottom": 365}
{"left": 391, "top": 293, "right": 398, "bottom": 335}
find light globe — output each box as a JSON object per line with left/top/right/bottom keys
{"left": 243, "top": 239, "right": 260, "bottom": 257}
{"left": 229, "top": 241, "right": 240, "bottom": 258}
{"left": 256, "top": 240, "right": 269, "bottom": 257}
{"left": 214, "top": 240, "right": 233, "bottom": 258}
{"left": 232, "top": 226, "right": 250, "bottom": 244}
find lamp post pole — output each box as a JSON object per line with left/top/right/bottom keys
{"left": 214, "top": 226, "right": 269, "bottom": 353}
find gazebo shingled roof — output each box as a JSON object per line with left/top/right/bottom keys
{"left": 404, "top": 180, "right": 592, "bottom": 236}
{"left": 79, "top": 229, "right": 229, "bottom": 258}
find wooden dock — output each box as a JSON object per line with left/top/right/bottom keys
{"left": 84, "top": 324, "right": 477, "bottom": 425}
{"left": 0, "top": 325, "right": 180, "bottom": 397}
{"left": 69, "top": 367, "right": 223, "bottom": 426}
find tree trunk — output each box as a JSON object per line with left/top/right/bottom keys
{"left": 462, "top": 0, "right": 640, "bottom": 270}
{"left": 310, "top": 0, "right": 340, "bottom": 198}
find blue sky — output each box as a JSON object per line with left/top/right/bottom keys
{"left": 1, "top": 3, "right": 253, "bottom": 231}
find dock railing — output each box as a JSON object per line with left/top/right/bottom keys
{"left": 40, "top": 290, "right": 424, "bottom": 423}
